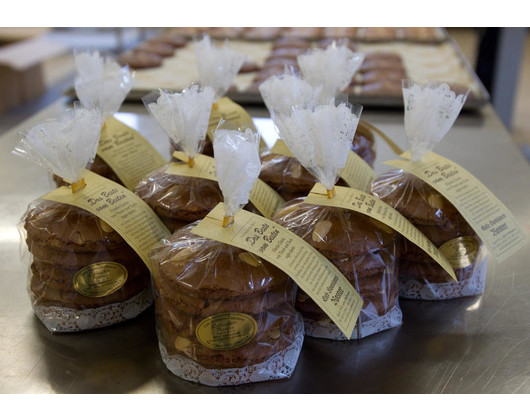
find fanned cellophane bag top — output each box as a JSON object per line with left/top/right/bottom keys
{"left": 54, "top": 50, "right": 135, "bottom": 187}
{"left": 258, "top": 67, "right": 375, "bottom": 202}
{"left": 150, "top": 126, "right": 304, "bottom": 386}
{"left": 371, "top": 80, "right": 487, "bottom": 300}
{"left": 271, "top": 99, "right": 402, "bottom": 340}
{"left": 135, "top": 85, "right": 223, "bottom": 233}
{"left": 14, "top": 105, "right": 152, "bottom": 333}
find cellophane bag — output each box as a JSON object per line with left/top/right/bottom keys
{"left": 53, "top": 50, "right": 134, "bottom": 188}
{"left": 14, "top": 106, "right": 152, "bottom": 333}
{"left": 135, "top": 85, "right": 223, "bottom": 233}
{"left": 258, "top": 69, "right": 375, "bottom": 201}
{"left": 271, "top": 99, "right": 402, "bottom": 340}
{"left": 371, "top": 80, "right": 488, "bottom": 300}
{"left": 150, "top": 127, "right": 304, "bottom": 386}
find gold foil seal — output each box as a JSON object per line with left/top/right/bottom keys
{"left": 439, "top": 236, "right": 479, "bottom": 269}
{"left": 195, "top": 312, "right": 258, "bottom": 350}
{"left": 73, "top": 262, "right": 128, "bottom": 297}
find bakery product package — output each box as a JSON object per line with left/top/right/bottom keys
{"left": 372, "top": 80, "right": 526, "bottom": 300}
{"left": 269, "top": 97, "right": 403, "bottom": 340}
{"left": 135, "top": 85, "right": 222, "bottom": 232}
{"left": 258, "top": 68, "right": 376, "bottom": 201}
{"left": 150, "top": 125, "right": 304, "bottom": 386}
{"left": 14, "top": 104, "right": 169, "bottom": 333}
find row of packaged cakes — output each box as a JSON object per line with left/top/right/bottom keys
{"left": 13, "top": 38, "right": 525, "bottom": 387}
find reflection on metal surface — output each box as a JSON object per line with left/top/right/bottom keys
{"left": 466, "top": 297, "right": 482, "bottom": 312}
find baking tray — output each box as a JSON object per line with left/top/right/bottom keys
{"left": 65, "top": 32, "right": 489, "bottom": 110}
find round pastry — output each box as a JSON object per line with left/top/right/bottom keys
{"left": 273, "top": 198, "right": 401, "bottom": 339}
{"left": 152, "top": 223, "right": 304, "bottom": 382}
{"left": 22, "top": 200, "right": 151, "bottom": 331}
{"left": 239, "top": 60, "right": 261, "bottom": 73}
{"left": 135, "top": 41, "right": 175, "bottom": 57}
{"left": 152, "top": 33, "right": 187, "bottom": 48}
{"left": 118, "top": 50, "right": 162, "bottom": 69}
{"left": 371, "top": 170, "right": 487, "bottom": 299}
{"left": 273, "top": 38, "right": 311, "bottom": 50}
{"left": 361, "top": 58, "right": 404, "bottom": 73}
{"left": 134, "top": 166, "right": 223, "bottom": 233}
{"left": 259, "top": 126, "right": 376, "bottom": 201}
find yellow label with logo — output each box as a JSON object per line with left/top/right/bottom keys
{"left": 195, "top": 312, "right": 258, "bottom": 350}
{"left": 439, "top": 236, "right": 480, "bottom": 269}
{"left": 43, "top": 170, "right": 171, "bottom": 270}
{"left": 304, "top": 184, "right": 457, "bottom": 281}
{"left": 384, "top": 152, "right": 527, "bottom": 263}
{"left": 192, "top": 203, "right": 362, "bottom": 339}
{"left": 73, "top": 261, "right": 128, "bottom": 297}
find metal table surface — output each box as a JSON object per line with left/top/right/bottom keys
{"left": 2, "top": 99, "right": 530, "bottom": 394}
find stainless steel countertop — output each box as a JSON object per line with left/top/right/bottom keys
{"left": 2, "top": 99, "right": 530, "bottom": 393}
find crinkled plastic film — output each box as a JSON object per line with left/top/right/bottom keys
{"left": 19, "top": 199, "right": 152, "bottom": 333}
{"left": 259, "top": 124, "right": 376, "bottom": 201}
{"left": 371, "top": 170, "right": 487, "bottom": 300}
{"left": 371, "top": 81, "right": 485, "bottom": 300}
{"left": 134, "top": 165, "right": 223, "bottom": 233}
{"left": 273, "top": 198, "right": 402, "bottom": 339}
{"left": 150, "top": 222, "right": 304, "bottom": 386}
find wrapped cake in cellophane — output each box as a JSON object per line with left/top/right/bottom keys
{"left": 371, "top": 80, "right": 487, "bottom": 300}
{"left": 14, "top": 105, "right": 151, "bottom": 333}
{"left": 258, "top": 63, "right": 375, "bottom": 201}
{"left": 271, "top": 99, "right": 402, "bottom": 340}
{"left": 54, "top": 50, "right": 134, "bottom": 187}
{"left": 135, "top": 85, "right": 222, "bottom": 232}
{"left": 150, "top": 126, "right": 304, "bottom": 386}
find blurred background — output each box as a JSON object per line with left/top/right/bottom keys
{"left": 0, "top": 27, "right": 528, "bottom": 157}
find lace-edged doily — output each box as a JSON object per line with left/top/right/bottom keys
{"left": 304, "top": 304, "right": 403, "bottom": 341}
{"left": 159, "top": 331, "right": 304, "bottom": 386}
{"left": 32, "top": 287, "right": 153, "bottom": 333}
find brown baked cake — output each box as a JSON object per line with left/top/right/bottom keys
{"left": 151, "top": 222, "right": 304, "bottom": 385}
{"left": 371, "top": 170, "right": 487, "bottom": 300}
{"left": 135, "top": 40, "right": 175, "bottom": 57}
{"left": 259, "top": 124, "right": 376, "bottom": 201}
{"left": 273, "top": 198, "right": 401, "bottom": 340}
{"left": 118, "top": 50, "right": 163, "bottom": 69}
{"left": 134, "top": 166, "right": 223, "bottom": 232}
{"left": 22, "top": 200, "right": 152, "bottom": 332}
{"left": 152, "top": 33, "right": 188, "bottom": 48}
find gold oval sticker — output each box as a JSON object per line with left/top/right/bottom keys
{"left": 439, "top": 236, "right": 479, "bottom": 269}
{"left": 195, "top": 312, "right": 258, "bottom": 351}
{"left": 73, "top": 262, "right": 128, "bottom": 298}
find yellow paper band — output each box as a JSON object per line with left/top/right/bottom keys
{"left": 188, "top": 157, "right": 195, "bottom": 168}
{"left": 327, "top": 187, "right": 336, "bottom": 199}
{"left": 212, "top": 102, "right": 219, "bottom": 110}
{"left": 70, "top": 178, "right": 86, "bottom": 193}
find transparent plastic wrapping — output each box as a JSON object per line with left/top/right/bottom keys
{"left": 134, "top": 167, "right": 223, "bottom": 233}
{"left": 74, "top": 50, "right": 135, "bottom": 122}
{"left": 19, "top": 200, "right": 152, "bottom": 333}
{"left": 136, "top": 86, "right": 222, "bottom": 232}
{"left": 298, "top": 42, "right": 364, "bottom": 102}
{"left": 142, "top": 85, "right": 215, "bottom": 159}
{"left": 371, "top": 81, "right": 484, "bottom": 300}
{"left": 150, "top": 223, "right": 304, "bottom": 386}
{"left": 259, "top": 123, "right": 376, "bottom": 201}
{"left": 151, "top": 127, "right": 303, "bottom": 386}
{"left": 372, "top": 171, "right": 487, "bottom": 300}
{"left": 268, "top": 98, "right": 401, "bottom": 339}
{"left": 194, "top": 35, "right": 247, "bottom": 101}
{"left": 273, "top": 199, "right": 401, "bottom": 339}
{"left": 13, "top": 105, "right": 151, "bottom": 333}
{"left": 273, "top": 100, "right": 361, "bottom": 191}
